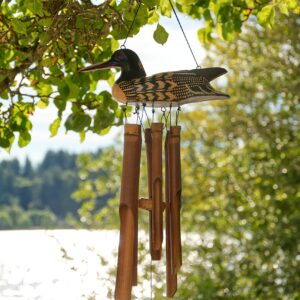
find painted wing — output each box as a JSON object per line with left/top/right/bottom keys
{"left": 118, "top": 69, "right": 229, "bottom": 106}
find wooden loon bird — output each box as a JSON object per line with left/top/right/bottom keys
{"left": 80, "top": 49, "right": 229, "bottom": 107}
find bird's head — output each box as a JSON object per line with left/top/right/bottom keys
{"left": 80, "top": 49, "right": 146, "bottom": 83}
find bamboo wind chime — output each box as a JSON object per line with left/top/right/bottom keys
{"left": 80, "top": 3, "right": 229, "bottom": 298}
{"left": 114, "top": 115, "right": 184, "bottom": 299}
{"left": 81, "top": 52, "right": 229, "bottom": 299}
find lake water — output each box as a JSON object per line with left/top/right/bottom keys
{"left": 0, "top": 230, "right": 205, "bottom": 299}
{"left": 0, "top": 230, "right": 121, "bottom": 300}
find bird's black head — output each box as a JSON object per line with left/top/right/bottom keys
{"left": 80, "top": 49, "right": 146, "bottom": 83}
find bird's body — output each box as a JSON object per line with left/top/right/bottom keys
{"left": 80, "top": 49, "right": 229, "bottom": 107}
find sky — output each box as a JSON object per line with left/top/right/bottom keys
{"left": 0, "top": 13, "right": 206, "bottom": 164}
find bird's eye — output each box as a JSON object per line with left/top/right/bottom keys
{"left": 115, "top": 51, "right": 126, "bottom": 61}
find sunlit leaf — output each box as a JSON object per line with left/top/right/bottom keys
{"left": 18, "top": 130, "right": 31, "bottom": 147}
{"left": 257, "top": 5, "right": 275, "bottom": 28}
{"left": 153, "top": 23, "right": 169, "bottom": 45}
{"left": 49, "top": 118, "right": 61, "bottom": 137}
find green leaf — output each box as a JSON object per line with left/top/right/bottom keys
{"left": 54, "top": 97, "right": 66, "bottom": 116}
{"left": 216, "top": 22, "right": 233, "bottom": 41}
{"left": 79, "top": 131, "right": 86, "bottom": 143}
{"left": 11, "top": 19, "right": 27, "bottom": 34}
{"left": 58, "top": 83, "right": 70, "bottom": 99}
{"left": 197, "top": 27, "right": 212, "bottom": 44}
{"left": 18, "top": 130, "right": 31, "bottom": 147}
{"left": 36, "top": 82, "right": 52, "bottom": 97}
{"left": 76, "top": 16, "right": 84, "bottom": 29}
{"left": 93, "top": 108, "right": 115, "bottom": 132}
{"left": 148, "top": 11, "right": 160, "bottom": 24}
{"left": 257, "top": 5, "right": 275, "bottom": 28}
{"left": 24, "top": 0, "right": 44, "bottom": 16}
{"left": 159, "top": 0, "right": 172, "bottom": 17}
{"left": 286, "top": 0, "right": 298, "bottom": 10}
{"left": 153, "top": 24, "right": 169, "bottom": 45}
{"left": 0, "top": 128, "right": 14, "bottom": 149}
{"left": 39, "top": 32, "right": 51, "bottom": 44}
{"left": 65, "top": 113, "right": 91, "bottom": 132}
{"left": 36, "top": 99, "right": 49, "bottom": 109}
{"left": 38, "top": 18, "right": 53, "bottom": 27}
{"left": 143, "top": 0, "right": 159, "bottom": 8}
{"left": 49, "top": 118, "right": 61, "bottom": 137}
{"left": 66, "top": 78, "right": 80, "bottom": 99}
{"left": 278, "top": 2, "right": 289, "bottom": 15}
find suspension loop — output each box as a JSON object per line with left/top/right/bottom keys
{"left": 121, "top": 0, "right": 142, "bottom": 49}
{"left": 160, "top": 106, "right": 166, "bottom": 125}
{"left": 175, "top": 106, "right": 181, "bottom": 126}
{"left": 122, "top": 103, "right": 128, "bottom": 124}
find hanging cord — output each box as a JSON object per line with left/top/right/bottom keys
{"left": 168, "top": 104, "right": 172, "bottom": 128}
{"left": 150, "top": 259, "right": 153, "bottom": 300}
{"left": 134, "top": 104, "right": 140, "bottom": 123}
{"left": 134, "top": 104, "right": 145, "bottom": 131}
{"left": 152, "top": 101, "right": 155, "bottom": 123}
{"left": 143, "top": 102, "right": 151, "bottom": 128}
{"left": 121, "top": 0, "right": 142, "bottom": 48}
{"left": 164, "top": 103, "right": 172, "bottom": 130}
{"left": 160, "top": 106, "right": 167, "bottom": 126}
{"left": 122, "top": 103, "right": 128, "bottom": 124}
{"left": 168, "top": 0, "right": 200, "bottom": 68}
{"left": 175, "top": 106, "right": 181, "bottom": 126}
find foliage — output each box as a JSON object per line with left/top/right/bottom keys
{"left": 173, "top": 14, "right": 300, "bottom": 300}
{"left": 0, "top": 150, "right": 82, "bottom": 228}
{"left": 0, "top": 204, "right": 57, "bottom": 229}
{"left": 72, "top": 147, "right": 122, "bottom": 228}
{"left": 73, "top": 14, "right": 300, "bottom": 299}
{"left": 1, "top": 0, "right": 298, "bottom": 151}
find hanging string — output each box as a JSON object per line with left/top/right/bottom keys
{"left": 168, "top": 0, "right": 200, "bottom": 68}
{"left": 168, "top": 104, "right": 172, "bottom": 128}
{"left": 143, "top": 102, "right": 151, "bottom": 128}
{"left": 160, "top": 106, "right": 166, "bottom": 125}
{"left": 152, "top": 102, "right": 155, "bottom": 123}
{"left": 150, "top": 259, "right": 153, "bottom": 300}
{"left": 122, "top": 104, "right": 128, "bottom": 124}
{"left": 121, "top": 0, "right": 142, "bottom": 48}
{"left": 175, "top": 106, "right": 181, "bottom": 126}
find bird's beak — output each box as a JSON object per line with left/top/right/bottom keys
{"left": 79, "top": 58, "right": 119, "bottom": 72}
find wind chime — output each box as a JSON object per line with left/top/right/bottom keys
{"left": 80, "top": 1, "right": 229, "bottom": 299}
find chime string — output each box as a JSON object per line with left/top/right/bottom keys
{"left": 150, "top": 258, "right": 153, "bottom": 300}
{"left": 175, "top": 106, "right": 181, "bottom": 126}
{"left": 152, "top": 102, "right": 155, "bottom": 123}
{"left": 168, "top": 0, "right": 200, "bottom": 68}
{"left": 121, "top": 0, "right": 142, "bottom": 48}
{"left": 122, "top": 104, "right": 128, "bottom": 123}
{"left": 143, "top": 103, "right": 151, "bottom": 128}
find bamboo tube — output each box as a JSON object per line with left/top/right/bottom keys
{"left": 145, "top": 128, "right": 161, "bottom": 260}
{"left": 169, "top": 126, "right": 182, "bottom": 274}
{"left": 165, "top": 131, "right": 177, "bottom": 298}
{"left": 150, "top": 123, "right": 164, "bottom": 260}
{"left": 115, "top": 124, "right": 141, "bottom": 300}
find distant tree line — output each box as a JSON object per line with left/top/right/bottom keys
{"left": 0, "top": 150, "right": 108, "bottom": 229}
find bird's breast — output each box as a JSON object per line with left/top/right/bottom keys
{"left": 112, "top": 83, "right": 128, "bottom": 104}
